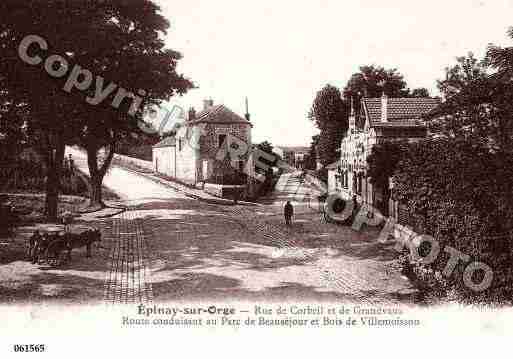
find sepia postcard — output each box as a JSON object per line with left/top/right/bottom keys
{"left": 1, "top": 0, "right": 513, "bottom": 357}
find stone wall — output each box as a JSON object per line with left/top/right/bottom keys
{"left": 204, "top": 183, "right": 246, "bottom": 199}
{"left": 113, "top": 152, "right": 153, "bottom": 172}
{"left": 200, "top": 123, "right": 251, "bottom": 158}
{"left": 151, "top": 122, "right": 252, "bottom": 185}
{"left": 197, "top": 123, "right": 252, "bottom": 182}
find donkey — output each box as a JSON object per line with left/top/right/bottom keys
{"left": 64, "top": 228, "right": 102, "bottom": 260}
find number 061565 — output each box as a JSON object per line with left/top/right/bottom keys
{"left": 13, "top": 344, "right": 45, "bottom": 352}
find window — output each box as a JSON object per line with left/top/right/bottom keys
{"left": 178, "top": 138, "right": 183, "bottom": 151}
{"left": 356, "top": 173, "right": 363, "bottom": 195}
{"left": 218, "top": 134, "right": 226, "bottom": 148}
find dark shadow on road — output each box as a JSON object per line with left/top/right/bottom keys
{"left": 0, "top": 272, "right": 105, "bottom": 305}
{"left": 152, "top": 273, "right": 366, "bottom": 302}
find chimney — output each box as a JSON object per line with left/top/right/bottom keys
{"left": 203, "top": 98, "right": 214, "bottom": 111}
{"left": 381, "top": 92, "right": 388, "bottom": 122}
{"left": 188, "top": 107, "right": 196, "bottom": 121}
{"left": 245, "top": 97, "right": 250, "bottom": 122}
{"left": 348, "top": 95, "right": 356, "bottom": 132}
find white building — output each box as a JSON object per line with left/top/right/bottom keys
{"left": 334, "top": 94, "right": 440, "bottom": 216}
{"left": 152, "top": 99, "right": 252, "bottom": 185}
{"left": 274, "top": 146, "right": 309, "bottom": 169}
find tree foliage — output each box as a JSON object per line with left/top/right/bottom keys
{"left": 367, "top": 140, "right": 406, "bottom": 189}
{"left": 393, "top": 47, "right": 513, "bottom": 302}
{"left": 343, "top": 65, "right": 410, "bottom": 99}
{"left": 431, "top": 52, "right": 513, "bottom": 153}
{"left": 0, "top": 1, "right": 193, "bottom": 214}
{"left": 254, "top": 141, "right": 278, "bottom": 195}
{"left": 309, "top": 85, "right": 347, "bottom": 167}
{"left": 392, "top": 42, "right": 513, "bottom": 302}
{"left": 256, "top": 141, "right": 278, "bottom": 165}
{"left": 437, "top": 52, "right": 489, "bottom": 98}
{"left": 409, "top": 87, "right": 430, "bottom": 98}
{"left": 303, "top": 135, "right": 319, "bottom": 170}
{"left": 393, "top": 137, "right": 513, "bottom": 301}
{"left": 486, "top": 27, "right": 513, "bottom": 82}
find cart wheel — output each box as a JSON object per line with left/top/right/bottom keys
{"left": 44, "top": 239, "right": 66, "bottom": 267}
{"left": 57, "top": 250, "right": 69, "bottom": 266}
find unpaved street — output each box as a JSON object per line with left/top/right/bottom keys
{"left": 0, "top": 150, "right": 419, "bottom": 305}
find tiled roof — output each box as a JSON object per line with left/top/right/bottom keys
{"left": 189, "top": 104, "right": 251, "bottom": 126}
{"left": 363, "top": 97, "right": 441, "bottom": 126}
{"left": 153, "top": 136, "right": 176, "bottom": 148}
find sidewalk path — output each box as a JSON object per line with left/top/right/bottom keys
{"left": 257, "top": 171, "right": 324, "bottom": 215}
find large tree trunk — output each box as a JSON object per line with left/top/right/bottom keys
{"left": 89, "top": 173, "right": 104, "bottom": 207}
{"left": 44, "top": 137, "right": 65, "bottom": 222}
{"left": 86, "top": 139, "right": 115, "bottom": 209}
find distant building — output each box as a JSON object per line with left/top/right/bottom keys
{"left": 152, "top": 99, "right": 253, "bottom": 185}
{"left": 335, "top": 94, "right": 440, "bottom": 215}
{"left": 274, "top": 146, "right": 310, "bottom": 169}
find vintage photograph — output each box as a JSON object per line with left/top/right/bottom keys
{"left": 1, "top": 0, "right": 512, "bottom": 355}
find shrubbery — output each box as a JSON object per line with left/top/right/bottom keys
{"left": 393, "top": 137, "right": 513, "bottom": 303}
{"left": 313, "top": 167, "right": 328, "bottom": 184}
{"left": 0, "top": 156, "right": 88, "bottom": 196}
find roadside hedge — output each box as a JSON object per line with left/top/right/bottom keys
{"left": 393, "top": 137, "right": 513, "bottom": 304}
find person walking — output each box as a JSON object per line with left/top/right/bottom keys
{"left": 284, "top": 200, "right": 294, "bottom": 226}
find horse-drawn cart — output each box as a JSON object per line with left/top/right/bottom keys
{"left": 27, "top": 224, "right": 101, "bottom": 267}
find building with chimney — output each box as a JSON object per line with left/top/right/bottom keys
{"left": 333, "top": 94, "right": 440, "bottom": 215}
{"left": 152, "top": 99, "right": 253, "bottom": 187}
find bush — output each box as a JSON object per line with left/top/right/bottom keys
{"left": 208, "top": 157, "right": 247, "bottom": 185}
{"left": 393, "top": 138, "right": 513, "bottom": 304}
{"left": 313, "top": 167, "right": 328, "bottom": 184}
{"left": 0, "top": 156, "right": 89, "bottom": 196}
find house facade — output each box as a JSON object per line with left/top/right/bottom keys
{"left": 152, "top": 99, "right": 253, "bottom": 185}
{"left": 274, "top": 146, "right": 309, "bottom": 169}
{"left": 333, "top": 94, "right": 440, "bottom": 215}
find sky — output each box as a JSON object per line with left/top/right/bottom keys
{"left": 156, "top": 0, "right": 513, "bottom": 147}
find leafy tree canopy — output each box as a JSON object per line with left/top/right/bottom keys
{"left": 367, "top": 140, "right": 407, "bottom": 188}
{"left": 308, "top": 85, "right": 347, "bottom": 166}
{"left": 437, "top": 52, "right": 489, "bottom": 98}
{"left": 343, "top": 65, "right": 410, "bottom": 99}
{"left": 0, "top": 0, "right": 194, "bottom": 214}
{"left": 430, "top": 51, "right": 513, "bottom": 153}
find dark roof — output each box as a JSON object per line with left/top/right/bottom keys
{"left": 153, "top": 136, "right": 176, "bottom": 148}
{"left": 189, "top": 104, "right": 251, "bottom": 126}
{"left": 362, "top": 97, "right": 441, "bottom": 127}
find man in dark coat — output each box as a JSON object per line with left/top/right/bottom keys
{"left": 284, "top": 201, "right": 294, "bottom": 226}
